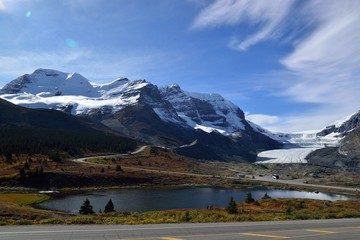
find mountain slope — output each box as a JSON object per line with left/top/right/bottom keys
{"left": 100, "top": 103, "right": 280, "bottom": 162}
{"left": 0, "top": 98, "right": 136, "bottom": 160}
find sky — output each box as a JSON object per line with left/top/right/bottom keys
{"left": 0, "top": 0, "right": 359, "bottom": 132}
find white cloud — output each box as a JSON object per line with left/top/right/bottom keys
{"left": 265, "top": 108, "right": 356, "bottom": 133}
{"left": 246, "top": 113, "right": 279, "bottom": 126}
{"left": 0, "top": 1, "right": 5, "bottom": 11}
{"left": 280, "top": 0, "right": 360, "bottom": 104}
{"left": 191, "top": 0, "right": 295, "bottom": 51}
{"left": 265, "top": 0, "right": 360, "bottom": 132}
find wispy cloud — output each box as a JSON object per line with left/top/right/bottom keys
{"left": 192, "top": 0, "right": 360, "bottom": 132}
{"left": 0, "top": 1, "right": 5, "bottom": 11}
{"left": 191, "top": 0, "right": 296, "bottom": 51}
{"left": 246, "top": 113, "right": 279, "bottom": 126}
{"left": 280, "top": 0, "right": 360, "bottom": 104}
{"left": 270, "top": 0, "right": 360, "bottom": 131}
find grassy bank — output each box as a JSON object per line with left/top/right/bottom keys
{"left": 0, "top": 193, "right": 51, "bottom": 206}
{"left": 1, "top": 195, "right": 360, "bottom": 225}
{"left": 0, "top": 193, "right": 71, "bottom": 225}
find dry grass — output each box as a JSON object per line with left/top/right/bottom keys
{"left": 0, "top": 193, "right": 51, "bottom": 206}
{"left": 1, "top": 197, "right": 359, "bottom": 225}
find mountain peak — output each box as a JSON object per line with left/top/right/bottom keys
{"left": 1, "top": 68, "right": 96, "bottom": 97}
{"left": 33, "top": 68, "right": 65, "bottom": 75}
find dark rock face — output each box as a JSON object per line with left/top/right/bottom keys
{"left": 307, "top": 127, "right": 360, "bottom": 169}
{"left": 308, "top": 111, "right": 360, "bottom": 169}
{"left": 160, "top": 84, "right": 247, "bottom": 132}
{"left": 317, "top": 111, "right": 360, "bottom": 136}
{"left": 1, "top": 74, "right": 32, "bottom": 94}
{"left": 338, "top": 127, "right": 360, "bottom": 159}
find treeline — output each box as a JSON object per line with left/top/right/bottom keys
{"left": 0, "top": 124, "right": 137, "bottom": 161}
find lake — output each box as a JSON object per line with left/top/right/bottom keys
{"left": 38, "top": 186, "right": 353, "bottom": 213}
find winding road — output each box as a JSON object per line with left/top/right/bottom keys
{"left": 72, "top": 146, "right": 359, "bottom": 194}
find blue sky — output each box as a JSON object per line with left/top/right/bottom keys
{"left": 0, "top": 0, "right": 359, "bottom": 132}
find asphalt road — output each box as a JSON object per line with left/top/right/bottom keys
{"left": 0, "top": 219, "right": 359, "bottom": 240}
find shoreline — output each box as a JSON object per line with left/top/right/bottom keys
{"left": 1, "top": 178, "right": 360, "bottom": 197}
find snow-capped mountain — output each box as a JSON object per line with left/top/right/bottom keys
{"left": 2, "top": 69, "right": 358, "bottom": 166}
{"left": 0, "top": 69, "right": 249, "bottom": 135}
{"left": 0, "top": 69, "right": 184, "bottom": 123}
{"left": 304, "top": 111, "right": 360, "bottom": 168}
{"left": 0, "top": 69, "right": 281, "bottom": 162}
{"left": 317, "top": 111, "right": 360, "bottom": 137}
{"left": 2, "top": 69, "right": 98, "bottom": 97}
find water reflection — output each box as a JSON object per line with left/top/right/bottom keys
{"left": 38, "top": 186, "right": 353, "bottom": 213}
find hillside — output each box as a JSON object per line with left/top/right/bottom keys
{"left": 0, "top": 98, "right": 137, "bottom": 161}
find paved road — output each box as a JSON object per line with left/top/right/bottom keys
{"left": 73, "top": 146, "right": 148, "bottom": 164}
{"left": 0, "top": 219, "right": 359, "bottom": 240}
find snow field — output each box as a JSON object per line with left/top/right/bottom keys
{"left": 256, "top": 147, "right": 320, "bottom": 164}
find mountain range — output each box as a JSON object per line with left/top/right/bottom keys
{"left": 1, "top": 69, "right": 359, "bottom": 166}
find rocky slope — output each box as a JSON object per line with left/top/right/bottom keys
{"left": 307, "top": 127, "right": 360, "bottom": 168}
{"left": 306, "top": 111, "right": 360, "bottom": 168}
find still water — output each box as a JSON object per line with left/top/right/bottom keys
{"left": 38, "top": 186, "right": 352, "bottom": 213}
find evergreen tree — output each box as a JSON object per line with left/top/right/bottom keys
{"left": 104, "top": 199, "right": 115, "bottom": 213}
{"left": 245, "top": 192, "right": 255, "bottom": 204}
{"left": 225, "top": 196, "right": 238, "bottom": 214}
{"left": 262, "top": 192, "right": 271, "bottom": 199}
{"left": 79, "top": 198, "right": 95, "bottom": 215}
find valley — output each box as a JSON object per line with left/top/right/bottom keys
{"left": 0, "top": 69, "right": 359, "bottom": 226}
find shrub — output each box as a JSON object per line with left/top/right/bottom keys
{"left": 181, "top": 211, "right": 191, "bottom": 222}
